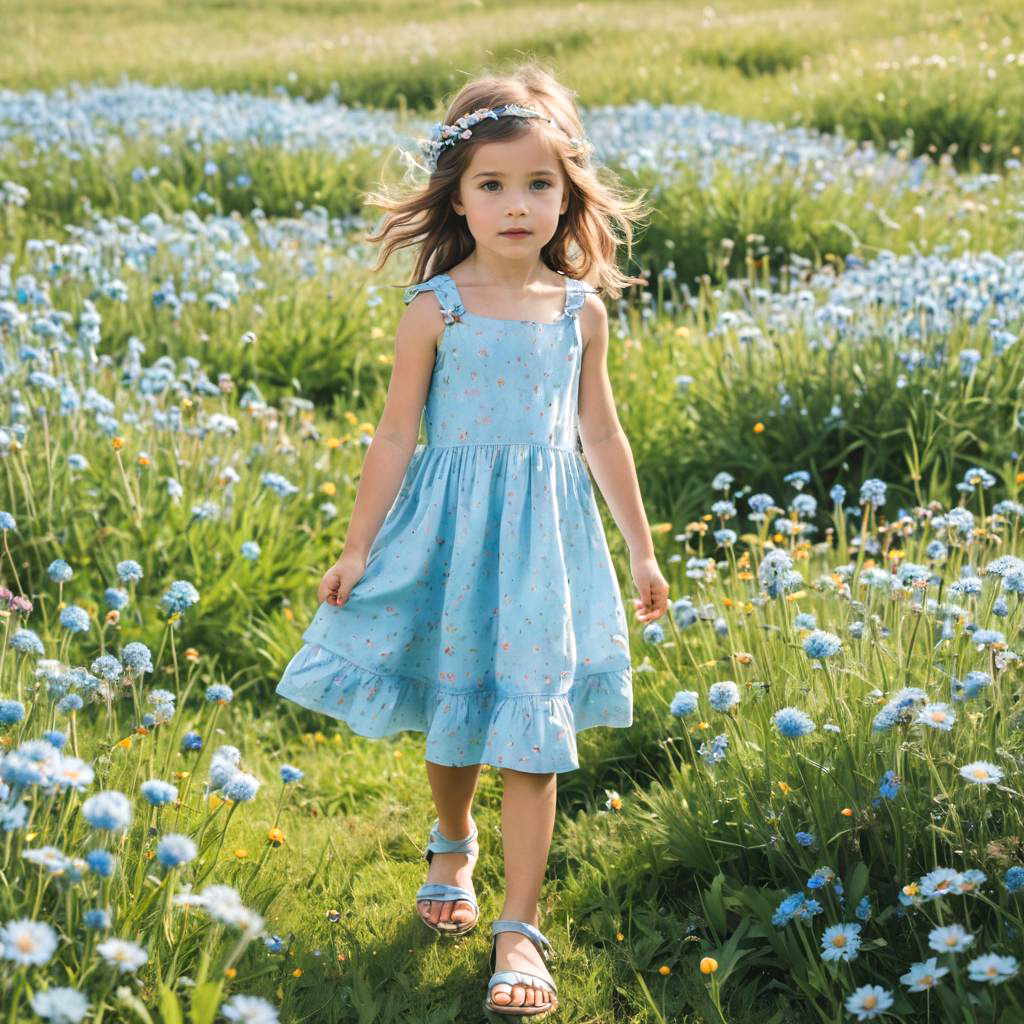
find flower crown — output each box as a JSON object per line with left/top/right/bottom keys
{"left": 416, "top": 102, "right": 590, "bottom": 174}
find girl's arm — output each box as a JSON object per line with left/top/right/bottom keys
{"left": 337, "top": 294, "right": 442, "bottom": 562}
{"left": 577, "top": 293, "right": 669, "bottom": 622}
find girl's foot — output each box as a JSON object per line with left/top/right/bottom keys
{"left": 488, "top": 929, "right": 556, "bottom": 1009}
{"left": 417, "top": 827, "right": 479, "bottom": 929}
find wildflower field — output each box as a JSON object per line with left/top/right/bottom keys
{"left": 1, "top": 1, "right": 1023, "bottom": 1022}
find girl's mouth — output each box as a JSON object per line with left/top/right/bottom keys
{"left": 500, "top": 230, "right": 531, "bottom": 237}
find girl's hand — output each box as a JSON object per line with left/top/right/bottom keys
{"left": 318, "top": 552, "right": 368, "bottom": 607}
{"left": 630, "top": 552, "right": 669, "bottom": 623}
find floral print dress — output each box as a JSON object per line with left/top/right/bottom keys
{"left": 275, "top": 271, "right": 633, "bottom": 773}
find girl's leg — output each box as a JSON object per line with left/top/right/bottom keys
{"left": 490, "top": 767, "right": 557, "bottom": 1010}
{"left": 419, "top": 759, "right": 483, "bottom": 928}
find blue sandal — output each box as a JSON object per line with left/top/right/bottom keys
{"left": 483, "top": 920, "right": 559, "bottom": 1017}
{"left": 415, "top": 818, "right": 480, "bottom": 936}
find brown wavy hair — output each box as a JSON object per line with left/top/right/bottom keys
{"left": 362, "top": 62, "right": 650, "bottom": 300}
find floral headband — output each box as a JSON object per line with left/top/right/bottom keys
{"left": 416, "top": 102, "right": 591, "bottom": 175}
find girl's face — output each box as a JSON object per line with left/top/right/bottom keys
{"left": 451, "top": 129, "right": 569, "bottom": 258}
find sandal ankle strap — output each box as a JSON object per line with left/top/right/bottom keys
{"left": 425, "top": 818, "right": 478, "bottom": 860}
{"left": 491, "top": 919, "right": 554, "bottom": 958}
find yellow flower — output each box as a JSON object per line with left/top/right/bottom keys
{"left": 116, "top": 737, "right": 132, "bottom": 750}
{"left": 292, "top": 968, "right": 302, "bottom": 978}
{"left": 700, "top": 957, "right": 718, "bottom": 974}
{"left": 753, "top": 422, "right": 765, "bottom": 433}
{"left": 112, "top": 436, "right": 125, "bottom": 450}
{"left": 674, "top": 326, "right": 690, "bottom": 339}
{"left": 841, "top": 807, "right": 853, "bottom": 817}
{"left": 616, "top": 932, "right": 625, "bottom": 941}
{"left": 224, "top": 967, "right": 237, "bottom": 979}
{"left": 283, "top": 607, "right": 294, "bottom": 621}
{"left": 777, "top": 781, "right": 792, "bottom": 795}
{"left": 651, "top": 522, "right": 673, "bottom": 533}
{"left": 185, "top": 648, "right": 200, "bottom": 662}
{"left": 267, "top": 827, "right": 285, "bottom": 847}
{"left": 321, "top": 481, "right": 336, "bottom": 496}
{"left": 326, "top": 437, "right": 342, "bottom": 449}
{"left": 234, "top": 848, "right": 249, "bottom": 860}
{"left": 658, "top": 965, "right": 671, "bottom": 976}
{"left": 371, "top": 327, "right": 385, "bottom": 339}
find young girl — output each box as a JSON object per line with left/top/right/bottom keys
{"left": 276, "top": 63, "right": 669, "bottom": 1018}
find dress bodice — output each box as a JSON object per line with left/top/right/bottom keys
{"left": 402, "top": 272, "right": 590, "bottom": 450}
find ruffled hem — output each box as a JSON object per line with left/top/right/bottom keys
{"left": 274, "top": 640, "right": 633, "bottom": 774}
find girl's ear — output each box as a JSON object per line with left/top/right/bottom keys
{"left": 451, "top": 190, "right": 464, "bottom": 217}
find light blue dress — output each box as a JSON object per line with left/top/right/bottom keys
{"left": 275, "top": 271, "right": 633, "bottom": 773}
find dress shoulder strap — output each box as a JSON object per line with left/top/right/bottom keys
{"left": 563, "top": 277, "right": 598, "bottom": 319}
{"left": 402, "top": 274, "right": 466, "bottom": 324}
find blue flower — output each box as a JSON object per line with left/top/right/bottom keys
{"left": 967, "top": 953, "right": 1019, "bottom": 985}
{"left": 81, "top": 791, "right": 132, "bottom": 832}
{"left": 844, "top": 985, "right": 892, "bottom": 1020}
{"left": 83, "top": 908, "right": 110, "bottom": 930}
{"left": 160, "top": 580, "right": 200, "bottom": 616}
{"left": 156, "top": 834, "right": 198, "bottom": 868}
{"left": 30, "top": 986, "right": 89, "bottom": 1024}
{"left": 84, "top": 850, "right": 116, "bottom": 877}
{"left": 802, "top": 630, "right": 841, "bottom": 659}
{"left": 0, "top": 699, "right": 25, "bottom": 725}
{"left": 794, "top": 831, "right": 814, "bottom": 848}
{"left": 829, "top": 484, "right": 845, "bottom": 506}
{"left": 859, "top": 479, "right": 887, "bottom": 507}
{"left": 1004, "top": 866, "right": 1024, "bottom": 893}
{"left": 711, "top": 500, "right": 736, "bottom": 519}
{"left": 59, "top": 605, "right": 91, "bottom": 634}
{"left": 122, "top": 642, "right": 153, "bottom": 674}
{"left": 711, "top": 472, "right": 733, "bottom": 491}
{"left": 56, "top": 694, "right": 85, "bottom": 716}
{"left": 279, "top": 764, "right": 304, "bottom": 784}
{"left": 116, "top": 560, "right": 144, "bottom": 584}
{"left": 0, "top": 511, "right": 16, "bottom": 531}
{"left": 669, "top": 691, "right": 699, "bottom": 718}
{"left": 820, "top": 922, "right": 861, "bottom": 962}
{"left": 928, "top": 924, "right": 974, "bottom": 954}
{"left": 181, "top": 731, "right": 202, "bottom": 752}
{"left": 854, "top": 896, "right": 872, "bottom": 921}
{"left": 713, "top": 528, "right": 737, "bottom": 547}
{"left": 205, "top": 683, "right": 234, "bottom": 704}
{"left": 771, "top": 892, "right": 822, "bottom": 927}
{"left": 222, "top": 772, "right": 260, "bottom": 803}
{"left": 900, "top": 957, "right": 948, "bottom": 991}
{"left": 708, "top": 681, "right": 740, "bottom": 712}
{"left": 698, "top": 733, "right": 728, "bottom": 766}
{"left": 772, "top": 706, "right": 815, "bottom": 739}
{"left": 140, "top": 780, "right": 178, "bottom": 806}
{"left": 90, "top": 654, "right": 123, "bottom": 682}
{"left": 972, "top": 629, "right": 1005, "bottom": 647}
{"left": 878, "top": 770, "right": 901, "bottom": 800}
{"left": 10, "top": 627, "right": 45, "bottom": 654}
{"left": 784, "top": 470, "right": 810, "bottom": 490}
{"left": 47, "top": 559, "right": 74, "bottom": 584}
{"left": 642, "top": 621, "right": 665, "bottom": 644}
{"left": 793, "top": 612, "right": 817, "bottom": 630}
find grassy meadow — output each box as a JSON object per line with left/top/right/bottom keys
{"left": 0, "top": 2, "right": 1023, "bottom": 1022}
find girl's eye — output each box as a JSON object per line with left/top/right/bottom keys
{"left": 481, "top": 181, "right": 551, "bottom": 191}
